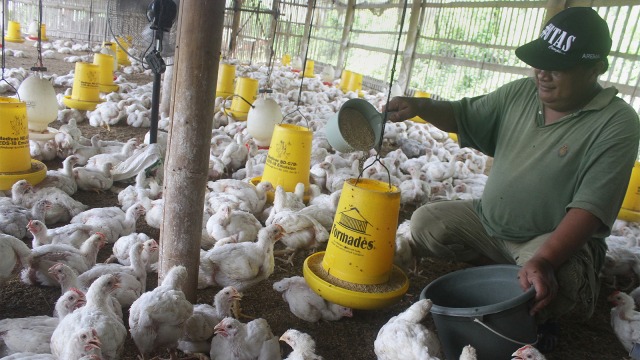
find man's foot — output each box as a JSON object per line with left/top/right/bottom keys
{"left": 535, "top": 321, "right": 559, "bottom": 353}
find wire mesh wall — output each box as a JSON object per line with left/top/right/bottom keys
{"left": 4, "top": 0, "right": 640, "bottom": 111}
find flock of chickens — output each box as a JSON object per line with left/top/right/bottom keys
{"left": 0, "top": 36, "right": 633, "bottom": 360}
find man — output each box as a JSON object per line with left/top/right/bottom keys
{"left": 385, "top": 7, "right": 639, "bottom": 352}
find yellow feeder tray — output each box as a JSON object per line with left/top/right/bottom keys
{"left": 62, "top": 95, "right": 102, "bottom": 111}
{"left": 224, "top": 108, "right": 250, "bottom": 121}
{"left": 449, "top": 133, "right": 458, "bottom": 142}
{"left": 303, "top": 252, "right": 409, "bottom": 310}
{"left": 0, "top": 159, "right": 47, "bottom": 191}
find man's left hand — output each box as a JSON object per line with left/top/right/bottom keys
{"left": 518, "top": 257, "right": 558, "bottom": 316}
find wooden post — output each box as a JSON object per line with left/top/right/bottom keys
{"left": 336, "top": 0, "right": 355, "bottom": 76}
{"left": 544, "top": 0, "right": 567, "bottom": 24}
{"left": 160, "top": 0, "right": 225, "bottom": 302}
{"left": 396, "top": 0, "right": 423, "bottom": 95}
{"left": 266, "top": 0, "right": 280, "bottom": 63}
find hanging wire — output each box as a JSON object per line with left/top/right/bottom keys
{"left": 32, "top": 0, "right": 46, "bottom": 72}
{"left": 357, "top": 0, "right": 409, "bottom": 187}
{"left": 282, "top": 0, "right": 317, "bottom": 127}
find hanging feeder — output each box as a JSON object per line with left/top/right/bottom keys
{"left": 216, "top": 63, "right": 235, "bottom": 99}
{"left": 5, "top": 21, "right": 24, "bottom": 43}
{"left": 339, "top": 70, "right": 353, "bottom": 92}
{"left": 225, "top": 77, "right": 258, "bottom": 121}
{"left": 619, "top": 161, "right": 640, "bottom": 222}
{"left": 0, "top": 98, "right": 47, "bottom": 190}
{"left": 281, "top": 54, "right": 291, "bottom": 66}
{"left": 93, "top": 53, "right": 119, "bottom": 93}
{"left": 62, "top": 62, "right": 103, "bottom": 111}
{"left": 303, "top": 178, "right": 408, "bottom": 310}
{"left": 17, "top": 73, "right": 58, "bottom": 141}
{"left": 347, "top": 72, "right": 363, "bottom": 94}
{"left": 114, "top": 36, "right": 131, "bottom": 66}
{"left": 100, "top": 41, "right": 119, "bottom": 72}
{"left": 246, "top": 92, "right": 282, "bottom": 148}
{"left": 303, "top": 59, "right": 315, "bottom": 78}
{"left": 251, "top": 123, "right": 312, "bottom": 203}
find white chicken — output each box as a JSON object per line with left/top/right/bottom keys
{"left": 48, "top": 262, "right": 124, "bottom": 321}
{"left": 0, "top": 234, "right": 32, "bottom": 285}
{"left": 34, "top": 154, "right": 79, "bottom": 196}
{"left": 608, "top": 290, "right": 640, "bottom": 353}
{"left": 70, "top": 203, "right": 146, "bottom": 243}
{"left": 511, "top": 345, "right": 546, "bottom": 360}
{"left": 128, "top": 265, "right": 194, "bottom": 360}
{"left": 51, "top": 274, "right": 126, "bottom": 360}
{"left": 199, "top": 224, "right": 284, "bottom": 291}
{"left": 105, "top": 232, "right": 158, "bottom": 272}
{"left": 27, "top": 219, "right": 95, "bottom": 248}
{"left": 459, "top": 345, "right": 477, "bottom": 360}
{"left": 206, "top": 179, "right": 273, "bottom": 216}
{"left": 269, "top": 210, "right": 329, "bottom": 265}
{"left": 11, "top": 180, "right": 88, "bottom": 225}
{"left": 73, "top": 162, "right": 115, "bottom": 193}
{"left": 178, "top": 286, "right": 243, "bottom": 356}
{"left": 0, "top": 199, "right": 49, "bottom": 239}
{"left": 0, "top": 289, "right": 86, "bottom": 356}
{"left": 20, "top": 233, "right": 105, "bottom": 286}
{"left": 272, "top": 276, "right": 353, "bottom": 322}
{"left": 85, "top": 138, "right": 138, "bottom": 171}
{"left": 210, "top": 317, "right": 281, "bottom": 360}
{"left": 374, "top": 299, "right": 442, "bottom": 360}
{"left": 3, "top": 328, "right": 103, "bottom": 359}
{"left": 205, "top": 204, "right": 262, "bottom": 246}
{"left": 76, "top": 241, "right": 148, "bottom": 306}
{"left": 280, "top": 329, "right": 323, "bottom": 360}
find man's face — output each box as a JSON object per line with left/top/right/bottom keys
{"left": 533, "top": 64, "right": 599, "bottom": 113}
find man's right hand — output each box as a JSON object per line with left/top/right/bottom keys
{"left": 382, "top": 96, "right": 420, "bottom": 122}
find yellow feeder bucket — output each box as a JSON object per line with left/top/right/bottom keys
{"left": 27, "top": 24, "right": 48, "bottom": 41}
{"left": 303, "top": 178, "right": 408, "bottom": 309}
{"left": 226, "top": 77, "right": 258, "bottom": 121}
{"left": 619, "top": 161, "right": 640, "bottom": 222}
{"left": 282, "top": 54, "right": 291, "bottom": 66}
{"left": 62, "top": 62, "right": 104, "bottom": 111}
{"left": 216, "top": 63, "right": 235, "bottom": 99}
{"left": 115, "top": 37, "right": 131, "bottom": 66}
{"left": 303, "top": 59, "right": 315, "bottom": 78}
{"left": 5, "top": 21, "right": 24, "bottom": 43}
{"left": 93, "top": 53, "right": 119, "bottom": 93}
{"left": 347, "top": 72, "right": 363, "bottom": 93}
{"left": 339, "top": 70, "right": 353, "bottom": 92}
{"left": 0, "top": 98, "right": 47, "bottom": 190}
{"left": 257, "top": 123, "right": 312, "bottom": 202}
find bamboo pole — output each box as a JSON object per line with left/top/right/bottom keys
{"left": 228, "top": 0, "right": 243, "bottom": 55}
{"left": 299, "top": 0, "right": 314, "bottom": 59}
{"left": 160, "top": 0, "right": 225, "bottom": 302}
{"left": 336, "top": 0, "right": 355, "bottom": 75}
{"left": 396, "top": 0, "right": 423, "bottom": 94}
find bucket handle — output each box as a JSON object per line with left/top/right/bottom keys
{"left": 473, "top": 318, "right": 538, "bottom": 346}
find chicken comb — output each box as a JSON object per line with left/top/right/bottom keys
{"left": 70, "top": 287, "right": 85, "bottom": 297}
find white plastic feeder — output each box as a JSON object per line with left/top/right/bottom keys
{"left": 246, "top": 93, "right": 283, "bottom": 148}
{"left": 17, "top": 73, "right": 59, "bottom": 140}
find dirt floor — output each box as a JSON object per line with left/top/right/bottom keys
{"left": 0, "top": 38, "right": 632, "bottom": 359}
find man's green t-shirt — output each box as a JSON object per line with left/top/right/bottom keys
{"left": 451, "top": 77, "right": 640, "bottom": 242}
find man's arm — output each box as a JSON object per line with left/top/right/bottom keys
{"left": 384, "top": 96, "right": 458, "bottom": 133}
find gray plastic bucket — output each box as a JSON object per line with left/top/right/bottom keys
{"left": 420, "top": 265, "right": 537, "bottom": 360}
